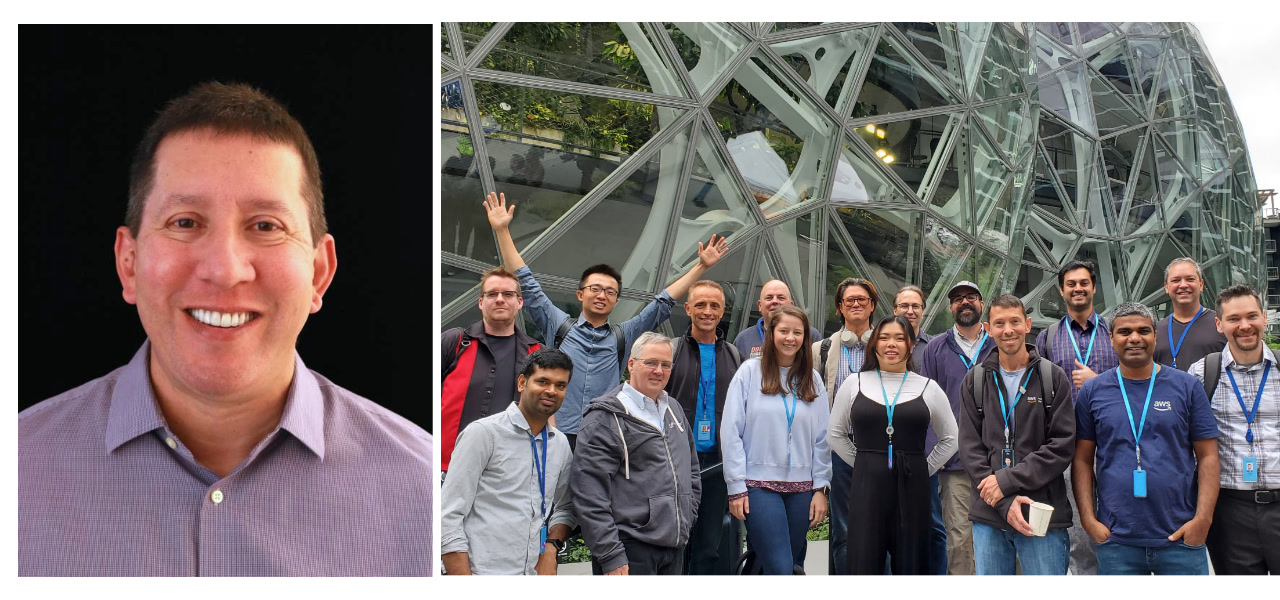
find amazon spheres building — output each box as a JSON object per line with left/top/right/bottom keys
{"left": 440, "top": 22, "right": 1263, "bottom": 337}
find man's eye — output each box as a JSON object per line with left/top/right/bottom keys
{"left": 174, "top": 218, "right": 197, "bottom": 229}
{"left": 253, "top": 221, "right": 280, "bottom": 232}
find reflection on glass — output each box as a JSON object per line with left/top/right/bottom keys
{"left": 856, "top": 31, "right": 961, "bottom": 118}
{"left": 975, "top": 98, "right": 1032, "bottom": 163}
{"left": 710, "top": 51, "right": 838, "bottom": 218}
{"left": 1074, "top": 238, "right": 1127, "bottom": 312}
{"left": 972, "top": 122, "right": 1012, "bottom": 234}
{"left": 957, "top": 22, "right": 992, "bottom": 95}
{"left": 1091, "top": 73, "right": 1145, "bottom": 137}
{"left": 1099, "top": 127, "right": 1142, "bottom": 212}
{"left": 667, "top": 23, "right": 749, "bottom": 96}
{"left": 1076, "top": 22, "right": 1120, "bottom": 56}
{"left": 834, "top": 135, "right": 911, "bottom": 204}
{"left": 1089, "top": 40, "right": 1140, "bottom": 108}
{"left": 1128, "top": 234, "right": 1184, "bottom": 301}
{"left": 442, "top": 27, "right": 452, "bottom": 56}
{"left": 893, "top": 23, "right": 965, "bottom": 97}
{"left": 980, "top": 156, "right": 1030, "bottom": 254}
{"left": 441, "top": 270, "right": 484, "bottom": 329}
{"left": 772, "top": 22, "right": 826, "bottom": 33}
{"left": 772, "top": 211, "right": 823, "bottom": 308}
{"left": 1039, "top": 62, "right": 1096, "bottom": 135}
{"left": 921, "top": 216, "right": 970, "bottom": 310}
{"left": 484, "top": 23, "right": 687, "bottom": 97}
{"left": 1031, "top": 145, "right": 1074, "bottom": 225}
{"left": 837, "top": 206, "right": 922, "bottom": 298}
{"left": 666, "top": 130, "right": 759, "bottom": 282}
{"left": 772, "top": 26, "right": 875, "bottom": 111}
{"left": 1033, "top": 28, "right": 1077, "bottom": 78}
{"left": 1128, "top": 38, "right": 1165, "bottom": 107}
{"left": 1036, "top": 22, "right": 1077, "bottom": 50}
{"left": 823, "top": 223, "right": 869, "bottom": 334}
{"left": 1152, "top": 45, "right": 1194, "bottom": 120}
{"left": 1039, "top": 114, "right": 1096, "bottom": 206}
{"left": 859, "top": 111, "right": 963, "bottom": 201}
{"left": 974, "top": 24, "right": 1028, "bottom": 100}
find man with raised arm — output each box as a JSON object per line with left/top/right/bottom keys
{"left": 484, "top": 192, "right": 726, "bottom": 448}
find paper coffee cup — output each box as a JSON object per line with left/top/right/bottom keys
{"left": 1028, "top": 502, "right": 1054, "bottom": 536}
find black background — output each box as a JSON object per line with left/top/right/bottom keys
{"left": 19, "top": 25, "right": 433, "bottom": 432}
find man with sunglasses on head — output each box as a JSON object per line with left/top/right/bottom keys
{"left": 441, "top": 267, "right": 542, "bottom": 475}
{"left": 484, "top": 192, "right": 727, "bottom": 449}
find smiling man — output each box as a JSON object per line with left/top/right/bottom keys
{"left": 18, "top": 83, "right": 432, "bottom": 576}
{"left": 1153, "top": 258, "right": 1227, "bottom": 371}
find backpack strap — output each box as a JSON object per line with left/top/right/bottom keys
{"left": 442, "top": 327, "right": 470, "bottom": 378}
{"left": 819, "top": 338, "right": 832, "bottom": 379}
{"left": 673, "top": 336, "right": 685, "bottom": 365}
{"left": 1037, "top": 358, "right": 1056, "bottom": 437}
{"left": 1044, "top": 319, "right": 1059, "bottom": 357}
{"left": 725, "top": 339, "right": 743, "bottom": 369}
{"left": 1204, "top": 351, "right": 1222, "bottom": 401}
{"left": 612, "top": 324, "right": 626, "bottom": 370}
{"left": 553, "top": 316, "right": 575, "bottom": 350}
{"left": 971, "top": 363, "right": 986, "bottom": 419}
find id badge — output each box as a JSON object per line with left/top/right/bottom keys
{"left": 1133, "top": 469, "right": 1147, "bottom": 498}
{"left": 1243, "top": 457, "right": 1259, "bottom": 483}
{"left": 1001, "top": 448, "right": 1014, "bottom": 469}
{"left": 540, "top": 524, "right": 547, "bottom": 553}
{"left": 697, "top": 419, "right": 712, "bottom": 442}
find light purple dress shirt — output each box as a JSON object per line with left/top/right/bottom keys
{"left": 18, "top": 343, "right": 433, "bottom": 576}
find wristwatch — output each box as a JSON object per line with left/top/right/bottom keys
{"left": 547, "top": 538, "right": 567, "bottom": 553}
{"left": 814, "top": 486, "right": 830, "bottom": 496}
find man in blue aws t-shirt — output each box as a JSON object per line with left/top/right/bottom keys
{"left": 1073, "top": 302, "right": 1220, "bottom": 575}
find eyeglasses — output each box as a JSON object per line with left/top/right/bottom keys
{"left": 580, "top": 284, "right": 619, "bottom": 299}
{"left": 481, "top": 290, "right": 520, "bottom": 300}
{"left": 638, "top": 359, "right": 674, "bottom": 372}
{"left": 950, "top": 293, "right": 980, "bottom": 304}
{"left": 842, "top": 296, "right": 872, "bottom": 307}
{"left": 895, "top": 303, "right": 923, "bottom": 312}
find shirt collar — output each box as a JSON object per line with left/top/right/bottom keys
{"left": 1222, "top": 345, "right": 1277, "bottom": 372}
{"left": 104, "top": 342, "right": 326, "bottom": 459}
{"left": 620, "top": 382, "right": 665, "bottom": 409}
{"left": 503, "top": 401, "right": 558, "bottom": 438}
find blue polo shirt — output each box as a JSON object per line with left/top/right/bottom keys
{"left": 1075, "top": 365, "right": 1219, "bottom": 547}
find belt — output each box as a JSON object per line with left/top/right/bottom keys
{"left": 1221, "top": 488, "right": 1280, "bottom": 504}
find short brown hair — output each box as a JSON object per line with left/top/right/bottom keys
{"left": 987, "top": 294, "right": 1026, "bottom": 317}
{"left": 688, "top": 279, "right": 725, "bottom": 298}
{"left": 126, "top": 81, "right": 327, "bottom": 245}
{"left": 479, "top": 266, "right": 520, "bottom": 295}
{"left": 1216, "top": 284, "right": 1263, "bottom": 314}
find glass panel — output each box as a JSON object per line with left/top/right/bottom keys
{"left": 1129, "top": 235, "right": 1184, "bottom": 303}
{"left": 1036, "top": 287, "right": 1068, "bottom": 325}
{"left": 441, "top": 270, "right": 483, "bottom": 324}
{"left": 473, "top": 80, "right": 681, "bottom": 257}
{"left": 1088, "top": 39, "right": 1142, "bottom": 110}
{"left": 1028, "top": 223, "right": 1076, "bottom": 266}
{"left": 971, "top": 122, "right": 1012, "bottom": 235}
{"left": 1152, "top": 119, "right": 1204, "bottom": 180}
{"left": 771, "top": 26, "right": 876, "bottom": 111}
{"left": 893, "top": 23, "right": 966, "bottom": 97}
{"left": 1128, "top": 38, "right": 1166, "bottom": 108}
{"left": 1036, "top": 22, "right": 1077, "bottom": 50}
{"left": 528, "top": 127, "right": 691, "bottom": 291}
{"left": 483, "top": 23, "right": 688, "bottom": 97}
{"left": 442, "top": 26, "right": 452, "bottom": 57}
{"left": 1190, "top": 59, "right": 1228, "bottom": 153}
{"left": 459, "top": 22, "right": 496, "bottom": 58}
{"left": 834, "top": 135, "right": 914, "bottom": 205}
{"left": 1199, "top": 170, "right": 1230, "bottom": 259}
{"left": 1076, "top": 22, "right": 1120, "bottom": 56}
{"left": 443, "top": 289, "right": 484, "bottom": 333}
{"left": 1012, "top": 261, "right": 1054, "bottom": 303}
{"left": 925, "top": 122, "right": 974, "bottom": 234}
{"left": 740, "top": 236, "right": 783, "bottom": 333}
{"left": 975, "top": 97, "right": 1033, "bottom": 163}
{"left": 1031, "top": 144, "right": 1075, "bottom": 226}
{"left": 1039, "top": 114, "right": 1097, "bottom": 208}
{"left": 1151, "top": 134, "right": 1199, "bottom": 211}
{"left": 1152, "top": 45, "right": 1194, "bottom": 120}
{"left": 974, "top": 23, "right": 1028, "bottom": 101}
{"left": 666, "top": 23, "right": 750, "bottom": 97}
{"left": 836, "top": 206, "right": 923, "bottom": 299}
{"left": 1099, "top": 126, "right": 1144, "bottom": 213}
{"left": 1073, "top": 238, "right": 1127, "bottom": 311}
{"left": 855, "top": 111, "right": 963, "bottom": 202}
{"left": 855, "top": 30, "right": 962, "bottom": 118}
{"left": 665, "top": 130, "right": 761, "bottom": 282}
{"left": 921, "top": 215, "right": 971, "bottom": 316}
{"left": 771, "top": 210, "right": 824, "bottom": 308}
{"left": 711, "top": 50, "right": 840, "bottom": 218}
{"left": 665, "top": 235, "right": 759, "bottom": 338}
{"left": 972, "top": 244, "right": 1008, "bottom": 300}
{"left": 1125, "top": 22, "right": 1168, "bottom": 35}
{"left": 1090, "top": 72, "right": 1145, "bottom": 138}
{"left": 957, "top": 22, "right": 992, "bottom": 96}
{"left": 823, "top": 222, "right": 870, "bottom": 335}
{"left": 1033, "top": 28, "right": 1077, "bottom": 77}
{"left": 1201, "top": 259, "right": 1232, "bottom": 305}
{"left": 771, "top": 22, "right": 826, "bottom": 33}
{"left": 441, "top": 84, "right": 498, "bottom": 264}
{"left": 1039, "top": 62, "right": 1096, "bottom": 136}
{"left": 979, "top": 155, "right": 1031, "bottom": 254}
{"left": 1082, "top": 161, "right": 1115, "bottom": 236}
{"left": 1119, "top": 133, "right": 1162, "bottom": 236}
{"left": 1167, "top": 199, "right": 1200, "bottom": 256}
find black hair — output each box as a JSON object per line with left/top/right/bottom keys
{"left": 521, "top": 348, "right": 575, "bottom": 378}
{"left": 1058, "top": 259, "right": 1098, "bottom": 288}
{"left": 579, "top": 264, "right": 623, "bottom": 289}
{"left": 860, "top": 314, "right": 917, "bottom": 373}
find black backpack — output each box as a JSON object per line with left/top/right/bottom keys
{"left": 1200, "top": 348, "right": 1280, "bottom": 400}
{"left": 970, "top": 359, "right": 1057, "bottom": 436}
{"left": 554, "top": 316, "right": 626, "bottom": 371}
{"left": 442, "top": 327, "right": 471, "bottom": 378}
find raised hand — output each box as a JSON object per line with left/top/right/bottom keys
{"left": 483, "top": 191, "right": 515, "bottom": 230}
{"left": 697, "top": 234, "right": 729, "bottom": 269}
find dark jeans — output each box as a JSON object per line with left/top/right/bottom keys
{"left": 686, "top": 451, "right": 732, "bottom": 575}
{"left": 1207, "top": 490, "right": 1280, "bottom": 574}
{"left": 590, "top": 538, "right": 684, "bottom": 575}
{"left": 927, "top": 473, "right": 947, "bottom": 574}
{"left": 744, "top": 487, "right": 812, "bottom": 575}
{"left": 1095, "top": 540, "right": 1209, "bottom": 575}
{"left": 828, "top": 453, "right": 853, "bottom": 574}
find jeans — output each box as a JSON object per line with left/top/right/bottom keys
{"left": 928, "top": 473, "right": 947, "bottom": 575}
{"left": 828, "top": 454, "right": 854, "bottom": 575}
{"left": 744, "top": 488, "right": 813, "bottom": 575}
{"left": 1094, "top": 540, "right": 1210, "bottom": 575}
{"left": 972, "top": 523, "right": 1070, "bottom": 575}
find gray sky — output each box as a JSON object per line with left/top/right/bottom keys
{"left": 1193, "top": 22, "right": 1279, "bottom": 203}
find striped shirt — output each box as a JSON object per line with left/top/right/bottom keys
{"left": 834, "top": 330, "right": 867, "bottom": 397}
{"left": 19, "top": 343, "right": 433, "bottom": 576}
{"left": 1035, "top": 312, "right": 1120, "bottom": 403}
{"left": 1188, "top": 347, "right": 1280, "bottom": 489}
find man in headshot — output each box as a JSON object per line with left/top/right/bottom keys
{"left": 18, "top": 82, "right": 433, "bottom": 576}
{"left": 733, "top": 279, "right": 822, "bottom": 359}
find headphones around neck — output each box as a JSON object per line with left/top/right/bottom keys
{"left": 840, "top": 328, "right": 873, "bottom": 348}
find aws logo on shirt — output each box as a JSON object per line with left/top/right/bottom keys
{"left": 1153, "top": 400, "right": 1173, "bottom": 412}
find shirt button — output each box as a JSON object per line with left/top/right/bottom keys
{"left": 211, "top": 489, "right": 224, "bottom": 504}
{"left": 165, "top": 437, "right": 177, "bottom": 450}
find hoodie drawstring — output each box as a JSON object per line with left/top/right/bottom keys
{"left": 665, "top": 404, "right": 685, "bottom": 433}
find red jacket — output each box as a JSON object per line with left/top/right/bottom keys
{"left": 440, "top": 321, "right": 540, "bottom": 471}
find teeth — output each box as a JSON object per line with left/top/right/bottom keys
{"left": 189, "top": 309, "right": 255, "bottom": 328}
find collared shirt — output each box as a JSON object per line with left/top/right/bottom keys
{"left": 1036, "top": 312, "right": 1120, "bottom": 403}
{"left": 18, "top": 343, "right": 433, "bottom": 576}
{"left": 515, "top": 265, "right": 675, "bottom": 434}
{"left": 953, "top": 325, "right": 984, "bottom": 361}
{"left": 618, "top": 382, "right": 670, "bottom": 431}
{"left": 441, "top": 402, "right": 574, "bottom": 575}
{"left": 834, "top": 328, "right": 867, "bottom": 397}
{"left": 1189, "top": 347, "right": 1280, "bottom": 489}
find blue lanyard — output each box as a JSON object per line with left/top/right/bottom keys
{"left": 1226, "top": 362, "right": 1270, "bottom": 446}
{"left": 529, "top": 429, "right": 548, "bottom": 516}
{"left": 881, "top": 370, "right": 909, "bottom": 468}
{"left": 1167, "top": 306, "right": 1205, "bottom": 369}
{"left": 993, "top": 370, "right": 1033, "bottom": 446}
{"left": 1065, "top": 315, "right": 1098, "bottom": 367}
{"left": 782, "top": 388, "right": 797, "bottom": 469}
{"left": 757, "top": 320, "right": 765, "bottom": 343}
{"left": 954, "top": 332, "right": 989, "bottom": 369}
{"left": 841, "top": 344, "right": 861, "bottom": 373}
{"left": 699, "top": 373, "right": 715, "bottom": 414}
{"left": 1117, "top": 365, "right": 1159, "bottom": 469}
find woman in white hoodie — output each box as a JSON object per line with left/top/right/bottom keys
{"left": 829, "top": 314, "right": 958, "bottom": 575}
{"left": 721, "top": 305, "right": 831, "bottom": 575}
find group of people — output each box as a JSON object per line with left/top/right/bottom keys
{"left": 440, "top": 192, "right": 1278, "bottom": 577}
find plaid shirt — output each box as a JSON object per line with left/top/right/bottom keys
{"left": 1188, "top": 347, "right": 1280, "bottom": 490}
{"left": 834, "top": 329, "right": 867, "bottom": 397}
{"left": 1035, "top": 312, "right": 1120, "bottom": 404}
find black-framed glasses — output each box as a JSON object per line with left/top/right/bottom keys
{"left": 580, "top": 284, "right": 619, "bottom": 299}
{"left": 950, "top": 293, "right": 980, "bottom": 304}
{"left": 841, "top": 296, "right": 872, "bottom": 307}
{"left": 481, "top": 290, "right": 520, "bottom": 300}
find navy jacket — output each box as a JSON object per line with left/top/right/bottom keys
{"left": 918, "top": 328, "right": 998, "bottom": 471}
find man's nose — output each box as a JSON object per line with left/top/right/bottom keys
{"left": 195, "top": 226, "right": 255, "bottom": 288}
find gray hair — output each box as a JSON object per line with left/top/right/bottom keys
{"left": 1164, "top": 257, "right": 1204, "bottom": 283}
{"left": 895, "top": 285, "right": 927, "bottom": 309}
{"left": 1109, "top": 301, "right": 1157, "bottom": 332}
{"left": 630, "top": 331, "right": 676, "bottom": 360}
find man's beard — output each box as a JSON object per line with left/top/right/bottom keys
{"left": 955, "top": 307, "right": 980, "bottom": 327}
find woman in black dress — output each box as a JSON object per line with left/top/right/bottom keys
{"left": 827, "top": 314, "right": 958, "bottom": 575}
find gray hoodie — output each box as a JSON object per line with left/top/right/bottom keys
{"left": 571, "top": 384, "right": 701, "bottom": 572}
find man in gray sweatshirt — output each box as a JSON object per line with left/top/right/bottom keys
{"left": 571, "top": 332, "right": 701, "bottom": 575}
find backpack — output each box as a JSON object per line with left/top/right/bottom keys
{"left": 1201, "top": 348, "right": 1280, "bottom": 400}
{"left": 818, "top": 338, "right": 833, "bottom": 377}
{"left": 970, "top": 359, "right": 1057, "bottom": 436}
{"left": 442, "top": 327, "right": 471, "bottom": 378}
{"left": 554, "top": 317, "right": 626, "bottom": 371}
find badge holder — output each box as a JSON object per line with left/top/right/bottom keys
{"left": 1244, "top": 456, "right": 1259, "bottom": 483}
{"left": 697, "top": 418, "right": 712, "bottom": 442}
{"left": 1134, "top": 447, "right": 1146, "bottom": 498}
